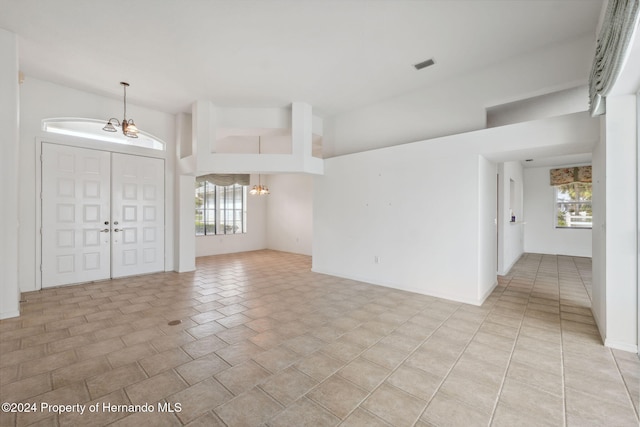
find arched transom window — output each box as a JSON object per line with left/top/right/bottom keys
{"left": 42, "top": 118, "right": 165, "bottom": 151}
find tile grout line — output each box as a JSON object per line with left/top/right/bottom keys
{"left": 558, "top": 256, "right": 568, "bottom": 427}
{"left": 401, "top": 303, "right": 497, "bottom": 427}
{"left": 609, "top": 348, "right": 640, "bottom": 423}
{"left": 262, "top": 297, "right": 469, "bottom": 426}
{"left": 486, "top": 254, "right": 540, "bottom": 427}
{"left": 211, "top": 293, "right": 395, "bottom": 424}
{"left": 409, "top": 297, "right": 507, "bottom": 426}
{"left": 573, "top": 256, "right": 592, "bottom": 305}
{"left": 305, "top": 304, "right": 452, "bottom": 424}
{"left": 385, "top": 302, "right": 492, "bottom": 427}
{"left": 5, "top": 252, "right": 636, "bottom": 427}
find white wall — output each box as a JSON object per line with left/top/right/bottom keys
{"left": 324, "top": 35, "right": 594, "bottom": 157}
{"left": 0, "top": 29, "right": 20, "bottom": 319}
{"left": 314, "top": 110, "right": 599, "bottom": 306}
{"left": 19, "top": 77, "right": 176, "bottom": 292}
{"left": 591, "top": 115, "right": 606, "bottom": 343}
{"left": 176, "top": 175, "right": 196, "bottom": 272}
{"left": 587, "top": 19, "right": 639, "bottom": 353}
{"left": 497, "top": 161, "right": 525, "bottom": 274}
{"left": 195, "top": 174, "right": 268, "bottom": 257}
{"left": 597, "top": 94, "right": 638, "bottom": 352}
{"left": 191, "top": 101, "right": 323, "bottom": 176}
{"left": 195, "top": 173, "right": 313, "bottom": 258}
{"left": 266, "top": 174, "right": 313, "bottom": 256}
{"left": 183, "top": 102, "right": 319, "bottom": 262}
{"left": 175, "top": 114, "right": 196, "bottom": 272}
{"left": 313, "top": 143, "right": 492, "bottom": 306}
{"left": 478, "top": 156, "right": 498, "bottom": 301}
{"left": 523, "top": 166, "right": 592, "bottom": 257}
{"left": 487, "top": 86, "right": 589, "bottom": 128}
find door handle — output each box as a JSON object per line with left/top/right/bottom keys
{"left": 100, "top": 229, "right": 110, "bottom": 233}
{"left": 113, "top": 228, "right": 122, "bottom": 232}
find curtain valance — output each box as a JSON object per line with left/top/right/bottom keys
{"left": 550, "top": 166, "right": 592, "bottom": 186}
{"left": 589, "top": 0, "right": 640, "bottom": 116}
{"left": 196, "top": 174, "right": 250, "bottom": 186}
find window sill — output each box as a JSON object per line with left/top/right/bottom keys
{"left": 554, "top": 227, "right": 592, "bottom": 230}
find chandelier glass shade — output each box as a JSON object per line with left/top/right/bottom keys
{"left": 249, "top": 180, "right": 270, "bottom": 195}
{"left": 250, "top": 136, "right": 270, "bottom": 195}
{"left": 103, "top": 82, "right": 139, "bottom": 138}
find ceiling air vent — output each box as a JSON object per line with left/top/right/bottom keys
{"left": 413, "top": 58, "right": 435, "bottom": 70}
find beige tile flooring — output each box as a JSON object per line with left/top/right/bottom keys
{"left": 1, "top": 250, "right": 638, "bottom": 427}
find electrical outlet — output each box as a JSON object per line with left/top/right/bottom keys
{"left": 374, "top": 256, "right": 380, "bottom": 264}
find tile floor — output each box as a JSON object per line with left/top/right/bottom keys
{"left": 0, "top": 250, "right": 638, "bottom": 426}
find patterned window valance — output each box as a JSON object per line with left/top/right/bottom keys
{"left": 550, "top": 166, "right": 592, "bottom": 186}
{"left": 589, "top": 0, "right": 640, "bottom": 116}
{"left": 196, "top": 174, "right": 250, "bottom": 186}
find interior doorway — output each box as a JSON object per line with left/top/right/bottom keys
{"left": 41, "top": 143, "right": 165, "bottom": 287}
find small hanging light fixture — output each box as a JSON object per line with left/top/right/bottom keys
{"left": 103, "top": 82, "right": 139, "bottom": 138}
{"left": 250, "top": 136, "right": 270, "bottom": 195}
{"left": 250, "top": 175, "right": 270, "bottom": 195}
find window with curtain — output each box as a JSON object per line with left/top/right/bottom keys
{"left": 550, "top": 166, "right": 592, "bottom": 229}
{"left": 195, "top": 175, "right": 248, "bottom": 236}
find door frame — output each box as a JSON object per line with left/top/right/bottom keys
{"left": 636, "top": 90, "right": 639, "bottom": 356}
{"left": 36, "top": 135, "right": 166, "bottom": 290}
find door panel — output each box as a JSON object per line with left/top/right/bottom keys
{"left": 42, "top": 143, "right": 111, "bottom": 287}
{"left": 111, "top": 153, "right": 165, "bottom": 278}
{"left": 42, "top": 144, "right": 165, "bottom": 287}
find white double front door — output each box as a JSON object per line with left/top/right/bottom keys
{"left": 41, "top": 143, "right": 165, "bottom": 288}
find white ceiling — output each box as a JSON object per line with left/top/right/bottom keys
{"left": 0, "top": 0, "right": 604, "bottom": 117}
{"left": 521, "top": 153, "right": 592, "bottom": 168}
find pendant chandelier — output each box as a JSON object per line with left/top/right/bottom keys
{"left": 250, "top": 136, "right": 270, "bottom": 195}
{"left": 250, "top": 175, "right": 270, "bottom": 195}
{"left": 102, "top": 82, "right": 139, "bottom": 138}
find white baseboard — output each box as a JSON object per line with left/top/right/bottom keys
{"left": 477, "top": 281, "right": 499, "bottom": 306}
{"left": 498, "top": 256, "right": 520, "bottom": 276}
{"left": 311, "top": 267, "right": 492, "bottom": 306}
{"left": 0, "top": 310, "right": 20, "bottom": 320}
{"left": 604, "top": 339, "right": 639, "bottom": 354}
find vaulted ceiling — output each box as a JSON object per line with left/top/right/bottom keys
{"left": 0, "top": 0, "right": 604, "bottom": 117}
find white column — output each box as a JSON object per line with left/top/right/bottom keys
{"left": 193, "top": 100, "right": 217, "bottom": 160}
{"left": 603, "top": 94, "right": 638, "bottom": 352}
{"left": 173, "top": 109, "right": 197, "bottom": 273}
{"left": 176, "top": 175, "right": 196, "bottom": 272}
{"left": 0, "top": 29, "right": 20, "bottom": 319}
{"left": 292, "top": 102, "right": 313, "bottom": 161}
{"left": 177, "top": 112, "right": 194, "bottom": 160}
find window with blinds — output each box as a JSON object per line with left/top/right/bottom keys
{"left": 195, "top": 181, "right": 247, "bottom": 236}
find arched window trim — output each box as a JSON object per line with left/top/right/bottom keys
{"left": 42, "top": 118, "right": 165, "bottom": 151}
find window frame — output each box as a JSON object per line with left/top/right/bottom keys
{"left": 553, "top": 182, "right": 592, "bottom": 229}
{"left": 196, "top": 181, "right": 247, "bottom": 236}
{"left": 43, "top": 118, "right": 165, "bottom": 151}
